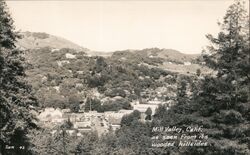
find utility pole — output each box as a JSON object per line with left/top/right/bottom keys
{"left": 90, "top": 97, "right": 92, "bottom": 111}
{"left": 62, "top": 128, "right": 66, "bottom": 155}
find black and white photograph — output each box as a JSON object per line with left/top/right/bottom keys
{"left": 0, "top": 0, "right": 249, "bottom": 154}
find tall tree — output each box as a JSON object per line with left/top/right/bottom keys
{"left": 201, "top": 0, "right": 249, "bottom": 115}
{"left": 197, "top": 1, "right": 250, "bottom": 154}
{"left": 0, "top": 1, "right": 18, "bottom": 49}
{"left": 153, "top": 0, "right": 250, "bottom": 154}
{"left": 145, "top": 107, "right": 152, "bottom": 120}
{"left": 0, "top": 1, "right": 37, "bottom": 154}
{"left": 29, "top": 126, "right": 79, "bottom": 155}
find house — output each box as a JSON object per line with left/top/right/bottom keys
{"left": 38, "top": 108, "right": 64, "bottom": 123}
{"left": 148, "top": 99, "right": 162, "bottom": 105}
{"left": 57, "top": 60, "right": 70, "bottom": 67}
{"left": 117, "top": 110, "right": 134, "bottom": 115}
{"left": 111, "top": 124, "right": 121, "bottom": 131}
{"left": 77, "top": 132, "right": 83, "bottom": 137}
{"left": 104, "top": 112, "right": 124, "bottom": 121}
{"left": 107, "top": 117, "right": 121, "bottom": 131}
{"left": 67, "top": 113, "right": 86, "bottom": 123}
{"left": 66, "top": 129, "right": 76, "bottom": 136}
{"left": 53, "top": 86, "right": 60, "bottom": 93}
{"left": 74, "top": 121, "right": 91, "bottom": 129}
{"left": 51, "top": 48, "right": 59, "bottom": 52}
{"left": 76, "top": 71, "right": 84, "bottom": 74}
{"left": 104, "top": 112, "right": 123, "bottom": 129}
{"left": 62, "top": 108, "right": 71, "bottom": 113}
{"left": 65, "top": 53, "right": 76, "bottom": 59}
{"left": 184, "top": 62, "right": 191, "bottom": 65}
{"left": 84, "top": 111, "right": 103, "bottom": 118}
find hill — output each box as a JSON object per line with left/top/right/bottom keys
{"left": 17, "top": 32, "right": 198, "bottom": 63}
{"left": 16, "top": 32, "right": 212, "bottom": 110}
{"left": 111, "top": 48, "right": 198, "bottom": 64}
{"left": 133, "top": 48, "right": 198, "bottom": 63}
{"left": 17, "top": 31, "right": 87, "bottom": 51}
{"left": 111, "top": 48, "right": 211, "bottom": 75}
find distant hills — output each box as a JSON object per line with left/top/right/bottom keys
{"left": 17, "top": 31, "right": 199, "bottom": 62}
{"left": 16, "top": 31, "right": 212, "bottom": 75}
{"left": 129, "top": 48, "right": 198, "bottom": 63}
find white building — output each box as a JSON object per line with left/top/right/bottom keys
{"left": 74, "top": 121, "right": 91, "bottom": 128}
{"left": 184, "top": 62, "right": 191, "bottom": 65}
{"left": 38, "top": 108, "right": 65, "bottom": 127}
{"left": 65, "top": 53, "right": 76, "bottom": 59}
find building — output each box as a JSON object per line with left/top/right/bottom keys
{"left": 117, "top": 110, "right": 134, "bottom": 115}
{"left": 74, "top": 121, "right": 91, "bottom": 129}
{"left": 38, "top": 108, "right": 65, "bottom": 126}
{"left": 184, "top": 62, "right": 191, "bottom": 65}
{"left": 107, "top": 116, "right": 121, "bottom": 131}
{"left": 133, "top": 104, "right": 158, "bottom": 115}
{"left": 147, "top": 99, "right": 163, "bottom": 105}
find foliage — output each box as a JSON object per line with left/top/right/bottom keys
{"left": 85, "top": 98, "right": 132, "bottom": 112}
{"left": 29, "top": 127, "right": 81, "bottom": 155}
{"left": 0, "top": 1, "right": 37, "bottom": 154}
{"left": 120, "top": 110, "right": 141, "bottom": 127}
{"left": 76, "top": 132, "right": 98, "bottom": 155}
{"left": 24, "top": 42, "right": 178, "bottom": 111}
{"left": 145, "top": 107, "right": 152, "bottom": 120}
{"left": 24, "top": 1, "right": 250, "bottom": 154}
{"left": 152, "top": 1, "right": 250, "bottom": 154}
{"left": 84, "top": 97, "right": 102, "bottom": 112}
{"left": 68, "top": 95, "right": 80, "bottom": 112}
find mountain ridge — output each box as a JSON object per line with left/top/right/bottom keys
{"left": 17, "top": 31, "right": 88, "bottom": 51}
{"left": 16, "top": 31, "right": 200, "bottom": 61}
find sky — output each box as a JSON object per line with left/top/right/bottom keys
{"left": 6, "top": 0, "right": 242, "bottom": 54}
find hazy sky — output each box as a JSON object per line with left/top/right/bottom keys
{"left": 6, "top": 0, "right": 240, "bottom": 54}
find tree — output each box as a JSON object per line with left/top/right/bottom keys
{"left": 63, "top": 118, "right": 73, "bottom": 129}
{"left": 153, "top": 1, "right": 249, "bottom": 154}
{"left": 121, "top": 110, "right": 141, "bottom": 126}
{"left": 201, "top": 0, "right": 249, "bottom": 114}
{"left": 174, "top": 77, "right": 191, "bottom": 114}
{"left": 29, "top": 127, "right": 79, "bottom": 155}
{"left": 84, "top": 97, "right": 102, "bottom": 112}
{"left": 0, "top": 1, "right": 18, "bottom": 49}
{"left": 68, "top": 95, "right": 80, "bottom": 113}
{"left": 0, "top": 1, "right": 37, "bottom": 154}
{"left": 204, "top": 0, "right": 249, "bottom": 77}
{"left": 116, "top": 120, "right": 152, "bottom": 155}
{"left": 94, "top": 56, "right": 107, "bottom": 73}
{"left": 145, "top": 107, "right": 152, "bottom": 120}
{"left": 76, "top": 132, "right": 98, "bottom": 155}
{"left": 196, "top": 68, "right": 201, "bottom": 76}
{"left": 197, "top": 1, "right": 250, "bottom": 154}
{"left": 153, "top": 104, "right": 167, "bottom": 119}
{"left": 69, "top": 102, "right": 80, "bottom": 113}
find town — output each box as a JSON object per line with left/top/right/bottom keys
{"left": 37, "top": 98, "right": 171, "bottom": 137}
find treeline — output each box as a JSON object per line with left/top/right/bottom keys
{"left": 0, "top": 1, "right": 38, "bottom": 154}
{"left": 25, "top": 45, "right": 177, "bottom": 111}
